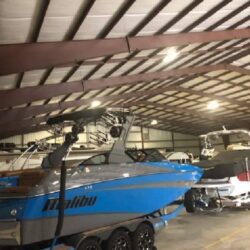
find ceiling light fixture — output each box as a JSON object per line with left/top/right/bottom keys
{"left": 207, "top": 100, "right": 219, "bottom": 110}
{"left": 91, "top": 100, "right": 101, "bottom": 108}
{"left": 163, "top": 47, "right": 178, "bottom": 63}
{"left": 151, "top": 119, "right": 158, "bottom": 125}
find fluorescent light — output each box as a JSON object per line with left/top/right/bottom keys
{"left": 207, "top": 100, "right": 219, "bottom": 110}
{"left": 151, "top": 119, "right": 158, "bottom": 125}
{"left": 163, "top": 47, "right": 178, "bottom": 63}
{"left": 91, "top": 100, "right": 101, "bottom": 108}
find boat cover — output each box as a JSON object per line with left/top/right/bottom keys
{"left": 195, "top": 150, "right": 250, "bottom": 179}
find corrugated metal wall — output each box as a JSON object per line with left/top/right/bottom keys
{"left": 0, "top": 125, "right": 200, "bottom": 155}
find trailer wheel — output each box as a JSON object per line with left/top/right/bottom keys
{"left": 77, "top": 237, "right": 101, "bottom": 250}
{"left": 106, "top": 229, "right": 132, "bottom": 250}
{"left": 184, "top": 189, "right": 196, "bottom": 213}
{"left": 132, "top": 223, "right": 155, "bottom": 250}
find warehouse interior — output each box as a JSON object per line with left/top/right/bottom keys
{"left": 0, "top": 0, "right": 250, "bottom": 249}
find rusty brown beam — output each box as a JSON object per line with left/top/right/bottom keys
{"left": 1, "top": 116, "right": 47, "bottom": 133}
{"left": 1, "top": 29, "right": 249, "bottom": 75}
{"left": 0, "top": 89, "right": 153, "bottom": 125}
{"left": 0, "top": 64, "right": 226, "bottom": 108}
{"left": 0, "top": 98, "right": 208, "bottom": 135}
{"left": 127, "top": 81, "right": 250, "bottom": 109}
{"left": 225, "top": 64, "right": 250, "bottom": 76}
{"left": 0, "top": 125, "right": 50, "bottom": 140}
{"left": 171, "top": 85, "right": 250, "bottom": 108}
{"left": 55, "top": 45, "right": 250, "bottom": 68}
{"left": 1, "top": 69, "right": 250, "bottom": 127}
{"left": 130, "top": 100, "right": 249, "bottom": 127}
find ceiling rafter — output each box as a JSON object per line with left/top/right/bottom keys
{"left": 67, "top": 1, "right": 250, "bottom": 114}
{"left": 126, "top": 100, "right": 248, "bottom": 127}
{"left": 53, "top": 45, "right": 250, "bottom": 68}
{"left": 134, "top": 109, "right": 215, "bottom": 135}
{"left": 0, "top": 125, "right": 51, "bottom": 140}
{"left": 134, "top": 1, "right": 250, "bottom": 81}
{"left": 0, "top": 64, "right": 226, "bottom": 108}
{"left": 133, "top": 106, "right": 250, "bottom": 135}
{"left": 56, "top": 0, "right": 137, "bottom": 105}
{"left": 37, "top": 0, "right": 96, "bottom": 86}
{"left": 0, "top": 1, "right": 250, "bottom": 138}
{"left": 15, "top": 0, "right": 51, "bottom": 88}
{"left": 102, "top": 0, "right": 248, "bottom": 105}
{"left": 1, "top": 64, "right": 248, "bottom": 127}
{"left": 121, "top": 0, "right": 205, "bottom": 77}
{"left": 130, "top": 39, "right": 250, "bottom": 114}
{"left": 1, "top": 29, "right": 249, "bottom": 76}
{"left": 72, "top": 0, "right": 173, "bottom": 103}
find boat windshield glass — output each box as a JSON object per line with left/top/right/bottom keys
{"left": 126, "top": 149, "right": 166, "bottom": 162}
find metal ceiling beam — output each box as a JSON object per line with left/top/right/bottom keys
{"left": 0, "top": 103, "right": 60, "bottom": 125}
{"left": 170, "top": 85, "right": 250, "bottom": 108}
{"left": 15, "top": 0, "right": 51, "bottom": 88}
{"left": 37, "top": 0, "right": 96, "bottom": 86}
{"left": 51, "top": 0, "right": 136, "bottom": 105}
{"left": 55, "top": 45, "right": 250, "bottom": 68}
{"left": 1, "top": 66, "right": 249, "bottom": 127}
{"left": 0, "top": 125, "right": 50, "bottom": 140}
{"left": 0, "top": 64, "right": 226, "bottom": 108}
{"left": 130, "top": 1, "right": 250, "bottom": 92}
{"left": 225, "top": 64, "right": 250, "bottom": 76}
{"left": 134, "top": 106, "right": 250, "bottom": 135}
{"left": 1, "top": 117, "right": 47, "bottom": 133}
{"left": 129, "top": 100, "right": 249, "bottom": 127}
{"left": 127, "top": 80, "right": 250, "bottom": 109}
{"left": 1, "top": 98, "right": 217, "bottom": 134}
{"left": 1, "top": 29, "right": 249, "bottom": 75}
{"left": 0, "top": 89, "right": 155, "bottom": 125}
{"left": 98, "top": 1, "right": 247, "bottom": 81}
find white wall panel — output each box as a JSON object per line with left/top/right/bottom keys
{"left": 148, "top": 128, "right": 172, "bottom": 140}
{"left": 0, "top": 126, "right": 200, "bottom": 154}
{"left": 174, "top": 140, "right": 199, "bottom": 147}
{"left": 173, "top": 132, "right": 197, "bottom": 140}
{"left": 0, "top": 135, "right": 22, "bottom": 145}
{"left": 127, "top": 132, "right": 142, "bottom": 142}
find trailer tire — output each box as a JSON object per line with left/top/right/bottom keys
{"left": 106, "top": 228, "right": 132, "bottom": 250}
{"left": 132, "top": 223, "right": 155, "bottom": 250}
{"left": 77, "top": 237, "right": 101, "bottom": 250}
{"left": 184, "top": 189, "right": 196, "bottom": 213}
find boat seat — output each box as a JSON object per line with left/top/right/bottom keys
{"left": 1, "top": 170, "right": 24, "bottom": 177}
{"left": 19, "top": 170, "right": 46, "bottom": 187}
{"left": 0, "top": 186, "right": 30, "bottom": 195}
{"left": 0, "top": 170, "right": 48, "bottom": 196}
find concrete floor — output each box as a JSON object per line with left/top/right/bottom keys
{"left": 3, "top": 209, "right": 249, "bottom": 249}
{"left": 156, "top": 209, "right": 250, "bottom": 250}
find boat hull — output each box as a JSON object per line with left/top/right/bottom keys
{"left": 0, "top": 161, "right": 202, "bottom": 246}
{"left": 0, "top": 171, "right": 199, "bottom": 245}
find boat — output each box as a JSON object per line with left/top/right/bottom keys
{"left": 184, "top": 128, "right": 250, "bottom": 213}
{"left": 0, "top": 108, "right": 202, "bottom": 247}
